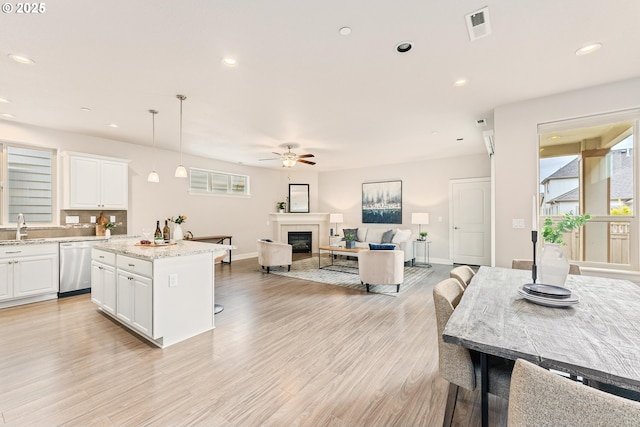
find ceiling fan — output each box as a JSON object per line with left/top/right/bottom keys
{"left": 259, "top": 144, "right": 316, "bottom": 167}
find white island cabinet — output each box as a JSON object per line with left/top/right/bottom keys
{"left": 91, "top": 239, "right": 229, "bottom": 348}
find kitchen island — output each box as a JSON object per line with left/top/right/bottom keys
{"left": 91, "top": 238, "right": 230, "bottom": 348}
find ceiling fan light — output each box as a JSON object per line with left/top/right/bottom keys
{"left": 175, "top": 165, "right": 188, "bottom": 178}
{"left": 282, "top": 158, "right": 297, "bottom": 168}
{"left": 147, "top": 171, "right": 160, "bottom": 183}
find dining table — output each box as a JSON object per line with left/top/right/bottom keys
{"left": 443, "top": 266, "right": 640, "bottom": 427}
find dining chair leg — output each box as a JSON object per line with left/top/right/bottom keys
{"left": 480, "top": 352, "right": 488, "bottom": 427}
{"left": 442, "top": 383, "right": 459, "bottom": 427}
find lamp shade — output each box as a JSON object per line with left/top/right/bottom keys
{"left": 329, "top": 213, "right": 343, "bottom": 224}
{"left": 411, "top": 212, "right": 429, "bottom": 225}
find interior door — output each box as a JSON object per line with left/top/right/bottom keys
{"left": 451, "top": 178, "right": 491, "bottom": 266}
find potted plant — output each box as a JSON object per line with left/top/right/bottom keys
{"left": 539, "top": 212, "right": 591, "bottom": 285}
{"left": 344, "top": 233, "right": 356, "bottom": 249}
{"left": 419, "top": 231, "right": 428, "bottom": 241}
{"left": 276, "top": 201, "right": 286, "bottom": 213}
{"left": 103, "top": 221, "right": 116, "bottom": 238}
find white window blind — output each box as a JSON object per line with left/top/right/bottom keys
{"left": 7, "top": 146, "right": 53, "bottom": 223}
{"left": 189, "top": 168, "right": 250, "bottom": 196}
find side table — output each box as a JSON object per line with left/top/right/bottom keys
{"left": 412, "top": 240, "right": 431, "bottom": 268}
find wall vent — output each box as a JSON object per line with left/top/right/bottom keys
{"left": 465, "top": 6, "right": 491, "bottom": 41}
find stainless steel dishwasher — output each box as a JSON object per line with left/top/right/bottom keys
{"left": 59, "top": 241, "right": 94, "bottom": 297}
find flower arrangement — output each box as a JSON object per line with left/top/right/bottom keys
{"left": 167, "top": 215, "right": 187, "bottom": 224}
{"left": 541, "top": 212, "right": 591, "bottom": 245}
{"left": 103, "top": 221, "right": 116, "bottom": 230}
{"left": 419, "top": 231, "right": 428, "bottom": 240}
{"left": 276, "top": 201, "right": 286, "bottom": 210}
{"left": 611, "top": 199, "right": 633, "bottom": 215}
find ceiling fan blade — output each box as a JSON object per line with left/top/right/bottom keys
{"left": 272, "top": 151, "right": 283, "bottom": 156}
{"left": 297, "top": 153, "right": 315, "bottom": 158}
{"left": 258, "top": 157, "right": 280, "bottom": 161}
{"left": 297, "top": 159, "right": 316, "bottom": 165}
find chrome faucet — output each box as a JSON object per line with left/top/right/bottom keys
{"left": 16, "top": 213, "right": 27, "bottom": 240}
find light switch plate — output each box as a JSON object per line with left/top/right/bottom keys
{"left": 169, "top": 273, "right": 178, "bottom": 287}
{"left": 512, "top": 219, "right": 525, "bottom": 229}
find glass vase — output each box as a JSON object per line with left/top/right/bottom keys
{"left": 538, "top": 243, "right": 569, "bottom": 286}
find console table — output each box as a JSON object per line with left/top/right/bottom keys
{"left": 190, "top": 235, "right": 232, "bottom": 264}
{"left": 412, "top": 240, "right": 431, "bottom": 267}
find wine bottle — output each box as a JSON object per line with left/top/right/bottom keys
{"left": 163, "top": 220, "right": 170, "bottom": 242}
{"left": 154, "top": 220, "right": 163, "bottom": 242}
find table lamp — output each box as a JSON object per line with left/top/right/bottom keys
{"left": 329, "top": 213, "right": 343, "bottom": 236}
{"left": 411, "top": 212, "right": 430, "bottom": 236}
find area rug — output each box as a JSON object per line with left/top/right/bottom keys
{"left": 268, "top": 256, "right": 433, "bottom": 296}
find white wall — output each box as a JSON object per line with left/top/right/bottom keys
{"left": 0, "top": 120, "right": 306, "bottom": 259}
{"left": 317, "top": 153, "right": 491, "bottom": 264}
{"left": 494, "top": 77, "right": 640, "bottom": 269}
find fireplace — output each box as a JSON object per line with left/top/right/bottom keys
{"left": 288, "top": 231, "right": 312, "bottom": 254}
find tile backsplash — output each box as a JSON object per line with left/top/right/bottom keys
{"left": 0, "top": 210, "right": 128, "bottom": 240}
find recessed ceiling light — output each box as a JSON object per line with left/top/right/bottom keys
{"left": 107, "top": 123, "right": 119, "bottom": 128}
{"left": 8, "top": 54, "right": 35, "bottom": 65}
{"left": 453, "top": 79, "right": 468, "bottom": 87}
{"left": 1, "top": 113, "right": 16, "bottom": 119}
{"left": 222, "top": 58, "right": 237, "bottom": 67}
{"left": 80, "top": 107, "right": 91, "bottom": 111}
{"left": 0, "top": 97, "right": 10, "bottom": 104}
{"left": 339, "top": 26, "right": 352, "bottom": 36}
{"left": 395, "top": 41, "right": 413, "bottom": 53}
{"left": 575, "top": 43, "right": 602, "bottom": 56}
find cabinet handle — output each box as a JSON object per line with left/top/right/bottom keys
{"left": 8, "top": 260, "right": 13, "bottom": 264}
{"left": 128, "top": 263, "right": 135, "bottom": 267}
{"left": 128, "top": 276, "right": 134, "bottom": 281}
{"left": 99, "top": 255, "right": 105, "bottom": 259}
{"left": 98, "top": 266, "right": 104, "bottom": 270}
{"left": 5, "top": 250, "right": 21, "bottom": 254}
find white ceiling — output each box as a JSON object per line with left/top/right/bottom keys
{"left": 1, "top": 0, "right": 639, "bottom": 171}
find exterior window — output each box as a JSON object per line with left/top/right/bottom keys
{"left": 539, "top": 115, "right": 637, "bottom": 270}
{"left": 189, "top": 168, "right": 250, "bottom": 196}
{"left": 4, "top": 145, "right": 55, "bottom": 224}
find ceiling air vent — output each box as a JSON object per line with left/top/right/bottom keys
{"left": 465, "top": 6, "right": 491, "bottom": 41}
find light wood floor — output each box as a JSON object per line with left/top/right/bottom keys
{"left": 0, "top": 258, "right": 508, "bottom": 426}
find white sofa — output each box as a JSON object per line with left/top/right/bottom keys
{"left": 337, "top": 227, "right": 414, "bottom": 264}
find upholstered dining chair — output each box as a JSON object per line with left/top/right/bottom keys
{"left": 257, "top": 239, "right": 292, "bottom": 273}
{"left": 449, "top": 265, "right": 475, "bottom": 289}
{"left": 511, "top": 258, "right": 581, "bottom": 275}
{"left": 433, "top": 278, "right": 513, "bottom": 402}
{"left": 358, "top": 250, "right": 404, "bottom": 292}
{"left": 508, "top": 358, "right": 640, "bottom": 427}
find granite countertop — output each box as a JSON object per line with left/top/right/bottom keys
{"left": 0, "top": 235, "right": 132, "bottom": 246}
{"left": 93, "top": 238, "right": 233, "bottom": 261}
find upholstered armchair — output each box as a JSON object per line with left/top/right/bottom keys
{"left": 257, "top": 239, "right": 292, "bottom": 273}
{"left": 358, "top": 250, "right": 404, "bottom": 292}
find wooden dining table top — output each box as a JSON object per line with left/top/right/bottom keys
{"left": 443, "top": 266, "right": 640, "bottom": 392}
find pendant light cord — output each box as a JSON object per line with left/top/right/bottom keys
{"left": 179, "top": 96, "right": 184, "bottom": 164}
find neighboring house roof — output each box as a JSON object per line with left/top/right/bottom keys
{"left": 548, "top": 187, "right": 579, "bottom": 204}
{"left": 542, "top": 149, "right": 633, "bottom": 200}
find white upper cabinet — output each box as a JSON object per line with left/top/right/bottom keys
{"left": 63, "top": 153, "right": 129, "bottom": 209}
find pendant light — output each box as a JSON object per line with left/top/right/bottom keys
{"left": 174, "top": 94, "right": 188, "bottom": 178}
{"left": 147, "top": 109, "right": 160, "bottom": 183}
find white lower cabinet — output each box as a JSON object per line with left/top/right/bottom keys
{"left": 91, "top": 260, "right": 116, "bottom": 315}
{"left": 116, "top": 270, "right": 152, "bottom": 337}
{"left": 0, "top": 244, "right": 59, "bottom": 305}
{"left": 91, "top": 250, "right": 153, "bottom": 337}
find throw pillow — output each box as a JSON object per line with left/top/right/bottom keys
{"left": 381, "top": 229, "right": 395, "bottom": 243}
{"left": 357, "top": 227, "right": 368, "bottom": 242}
{"left": 343, "top": 228, "right": 358, "bottom": 241}
{"left": 369, "top": 243, "right": 396, "bottom": 250}
{"left": 392, "top": 229, "right": 412, "bottom": 243}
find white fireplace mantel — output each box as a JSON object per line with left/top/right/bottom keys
{"left": 269, "top": 213, "right": 330, "bottom": 251}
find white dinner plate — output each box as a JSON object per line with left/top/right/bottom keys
{"left": 518, "top": 288, "right": 579, "bottom": 307}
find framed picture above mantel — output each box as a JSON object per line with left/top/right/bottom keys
{"left": 289, "top": 184, "right": 310, "bottom": 213}
{"left": 362, "top": 180, "right": 402, "bottom": 224}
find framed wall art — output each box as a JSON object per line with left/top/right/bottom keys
{"left": 362, "top": 180, "right": 402, "bottom": 224}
